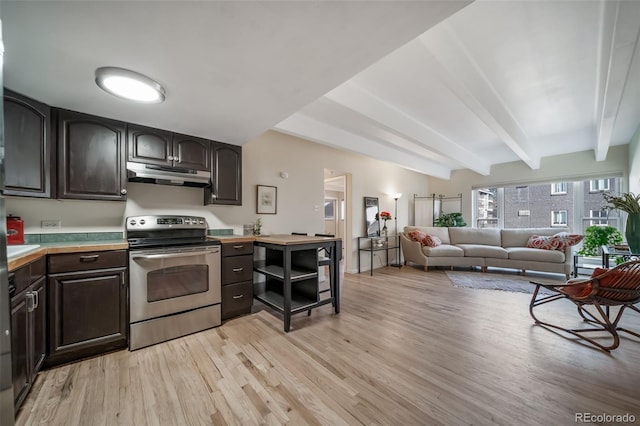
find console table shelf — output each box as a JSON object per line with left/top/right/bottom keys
{"left": 357, "top": 235, "right": 400, "bottom": 275}
{"left": 253, "top": 261, "right": 318, "bottom": 281}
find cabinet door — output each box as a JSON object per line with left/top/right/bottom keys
{"left": 48, "top": 268, "right": 127, "bottom": 363}
{"left": 128, "top": 124, "right": 173, "bottom": 167}
{"left": 205, "top": 142, "right": 242, "bottom": 205}
{"left": 172, "top": 133, "right": 210, "bottom": 171}
{"left": 57, "top": 109, "right": 127, "bottom": 201}
{"left": 30, "top": 277, "right": 47, "bottom": 376}
{"left": 11, "top": 292, "right": 29, "bottom": 408}
{"left": 3, "top": 89, "right": 53, "bottom": 198}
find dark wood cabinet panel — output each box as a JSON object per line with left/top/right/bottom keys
{"left": 221, "top": 255, "right": 253, "bottom": 285}
{"left": 173, "top": 133, "right": 211, "bottom": 171}
{"left": 10, "top": 258, "right": 47, "bottom": 411}
{"left": 221, "top": 242, "right": 254, "bottom": 257}
{"left": 57, "top": 109, "right": 127, "bottom": 201}
{"left": 47, "top": 264, "right": 127, "bottom": 367}
{"left": 128, "top": 124, "right": 172, "bottom": 167}
{"left": 3, "top": 89, "right": 53, "bottom": 198}
{"left": 221, "top": 281, "right": 253, "bottom": 320}
{"left": 205, "top": 142, "right": 242, "bottom": 205}
{"left": 48, "top": 250, "right": 127, "bottom": 274}
{"left": 10, "top": 294, "right": 29, "bottom": 408}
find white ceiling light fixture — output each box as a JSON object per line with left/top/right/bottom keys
{"left": 95, "top": 67, "right": 165, "bottom": 103}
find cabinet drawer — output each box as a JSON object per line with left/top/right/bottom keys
{"left": 222, "top": 255, "right": 253, "bottom": 285}
{"left": 48, "top": 250, "right": 127, "bottom": 274}
{"left": 12, "top": 257, "right": 46, "bottom": 295}
{"left": 221, "top": 242, "right": 253, "bottom": 257}
{"left": 221, "top": 281, "right": 252, "bottom": 320}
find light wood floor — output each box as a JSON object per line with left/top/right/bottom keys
{"left": 17, "top": 266, "right": 640, "bottom": 425}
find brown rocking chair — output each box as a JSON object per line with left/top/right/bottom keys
{"left": 529, "top": 259, "right": 640, "bottom": 351}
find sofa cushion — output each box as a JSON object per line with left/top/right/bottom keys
{"left": 404, "top": 226, "right": 450, "bottom": 244}
{"left": 449, "top": 227, "right": 501, "bottom": 246}
{"left": 456, "top": 244, "right": 508, "bottom": 259}
{"left": 501, "top": 227, "right": 567, "bottom": 248}
{"left": 422, "top": 244, "right": 464, "bottom": 257}
{"left": 506, "top": 247, "right": 566, "bottom": 263}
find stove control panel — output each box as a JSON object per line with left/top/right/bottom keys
{"left": 126, "top": 215, "right": 207, "bottom": 230}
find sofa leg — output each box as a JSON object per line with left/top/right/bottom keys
{"left": 424, "top": 266, "right": 429, "bottom": 272}
{"left": 565, "top": 273, "right": 570, "bottom": 280}
{"left": 482, "top": 266, "right": 487, "bottom": 273}
{"left": 521, "top": 269, "right": 526, "bottom": 276}
{"left": 450, "top": 266, "right": 454, "bottom": 271}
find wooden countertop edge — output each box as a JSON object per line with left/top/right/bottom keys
{"left": 207, "top": 236, "right": 256, "bottom": 243}
{"left": 8, "top": 242, "right": 129, "bottom": 271}
{"left": 254, "top": 235, "right": 341, "bottom": 245}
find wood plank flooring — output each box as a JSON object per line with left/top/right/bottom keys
{"left": 16, "top": 266, "right": 640, "bottom": 425}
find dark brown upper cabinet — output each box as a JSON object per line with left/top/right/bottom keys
{"left": 128, "top": 124, "right": 210, "bottom": 172}
{"left": 3, "top": 89, "right": 54, "bottom": 198}
{"left": 205, "top": 141, "right": 242, "bottom": 205}
{"left": 57, "top": 109, "right": 127, "bottom": 201}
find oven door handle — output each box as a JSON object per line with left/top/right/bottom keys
{"left": 132, "top": 251, "right": 217, "bottom": 261}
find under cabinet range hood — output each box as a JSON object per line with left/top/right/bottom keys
{"left": 126, "top": 162, "right": 211, "bottom": 187}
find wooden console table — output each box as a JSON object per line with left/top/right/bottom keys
{"left": 253, "top": 235, "right": 342, "bottom": 332}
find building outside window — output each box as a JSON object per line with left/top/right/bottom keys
{"left": 551, "top": 182, "right": 568, "bottom": 194}
{"left": 473, "top": 176, "right": 622, "bottom": 234}
{"left": 590, "top": 179, "right": 610, "bottom": 192}
{"left": 551, "top": 210, "right": 568, "bottom": 226}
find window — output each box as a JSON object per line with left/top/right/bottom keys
{"left": 590, "top": 179, "right": 610, "bottom": 192}
{"left": 588, "top": 209, "right": 609, "bottom": 226}
{"left": 551, "top": 210, "right": 568, "bottom": 226}
{"left": 551, "top": 182, "right": 568, "bottom": 194}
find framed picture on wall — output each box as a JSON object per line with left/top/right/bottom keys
{"left": 257, "top": 185, "right": 277, "bottom": 214}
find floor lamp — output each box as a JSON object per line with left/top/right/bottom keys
{"left": 391, "top": 193, "right": 403, "bottom": 267}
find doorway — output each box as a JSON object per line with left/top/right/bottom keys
{"left": 324, "top": 170, "right": 351, "bottom": 272}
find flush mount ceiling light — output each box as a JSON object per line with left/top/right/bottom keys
{"left": 95, "top": 67, "right": 165, "bottom": 103}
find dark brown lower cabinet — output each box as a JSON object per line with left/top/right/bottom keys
{"left": 47, "top": 250, "right": 128, "bottom": 367}
{"left": 10, "top": 257, "right": 46, "bottom": 411}
{"left": 221, "top": 241, "right": 254, "bottom": 320}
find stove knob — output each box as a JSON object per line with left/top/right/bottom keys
{"left": 129, "top": 219, "right": 137, "bottom": 226}
{"left": 199, "top": 219, "right": 205, "bottom": 225}
{"left": 185, "top": 218, "right": 191, "bottom": 224}
{"left": 192, "top": 218, "right": 198, "bottom": 225}
{"left": 139, "top": 219, "right": 146, "bottom": 225}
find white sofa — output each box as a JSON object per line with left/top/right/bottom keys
{"left": 400, "top": 226, "right": 572, "bottom": 279}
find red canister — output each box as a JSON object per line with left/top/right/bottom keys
{"left": 7, "top": 215, "right": 25, "bottom": 245}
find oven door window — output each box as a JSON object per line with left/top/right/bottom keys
{"left": 147, "top": 264, "right": 209, "bottom": 302}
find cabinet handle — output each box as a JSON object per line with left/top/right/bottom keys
{"left": 211, "top": 193, "right": 217, "bottom": 199}
{"left": 233, "top": 245, "right": 244, "bottom": 249}
{"left": 232, "top": 295, "right": 244, "bottom": 299}
{"left": 80, "top": 254, "right": 100, "bottom": 262}
{"left": 26, "top": 292, "right": 35, "bottom": 313}
{"left": 33, "top": 290, "right": 39, "bottom": 309}
{"left": 120, "top": 189, "right": 127, "bottom": 195}
{"left": 232, "top": 267, "right": 244, "bottom": 272}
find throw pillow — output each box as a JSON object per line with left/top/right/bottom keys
{"left": 526, "top": 235, "right": 556, "bottom": 250}
{"left": 408, "top": 230, "right": 427, "bottom": 245}
{"left": 549, "top": 232, "right": 584, "bottom": 250}
{"left": 423, "top": 235, "right": 442, "bottom": 247}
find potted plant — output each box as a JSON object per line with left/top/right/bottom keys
{"left": 603, "top": 192, "right": 640, "bottom": 253}
{"left": 577, "top": 225, "right": 622, "bottom": 257}
{"left": 434, "top": 212, "right": 467, "bottom": 227}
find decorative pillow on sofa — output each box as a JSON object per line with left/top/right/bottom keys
{"left": 526, "top": 235, "right": 556, "bottom": 250}
{"left": 549, "top": 232, "right": 583, "bottom": 250}
{"left": 408, "top": 230, "right": 427, "bottom": 244}
{"left": 407, "top": 230, "right": 442, "bottom": 247}
{"left": 423, "top": 235, "right": 442, "bottom": 247}
{"left": 526, "top": 232, "right": 583, "bottom": 251}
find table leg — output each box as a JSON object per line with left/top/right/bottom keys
{"left": 283, "top": 249, "right": 292, "bottom": 332}
{"left": 333, "top": 240, "right": 341, "bottom": 313}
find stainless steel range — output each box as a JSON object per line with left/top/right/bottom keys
{"left": 126, "top": 215, "right": 221, "bottom": 350}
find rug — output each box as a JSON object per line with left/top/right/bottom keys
{"left": 445, "top": 270, "right": 565, "bottom": 294}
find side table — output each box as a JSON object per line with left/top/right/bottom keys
{"left": 357, "top": 235, "right": 401, "bottom": 276}
{"left": 601, "top": 245, "right": 640, "bottom": 268}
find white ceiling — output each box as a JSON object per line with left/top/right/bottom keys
{"left": 3, "top": 1, "right": 640, "bottom": 180}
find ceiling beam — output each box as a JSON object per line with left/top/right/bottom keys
{"left": 274, "top": 113, "right": 453, "bottom": 179}
{"left": 418, "top": 24, "right": 541, "bottom": 169}
{"left": 594, "top": 0, "right": 640, "bottom": 161}
{"left": 324, "top": 82, "right": 491, "bottom": 175}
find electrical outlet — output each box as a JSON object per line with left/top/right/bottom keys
{"left": 41, "top": 220, "right": 61, "bottom": 228}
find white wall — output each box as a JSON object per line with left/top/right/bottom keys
{"left": 5, "top": 130, "right": 430, "bottom": 273}
{"left": 629, "top": 126, "right": 640, "bottom": 195}
{"left": 428, "top": 145, "right": 630, "bottom": 223}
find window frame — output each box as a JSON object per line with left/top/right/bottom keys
{"left": 551, "top": 210, "right": 568, "bottom": 227}
{"left": 550, "top": 182, "right": 568, "bottom": 195}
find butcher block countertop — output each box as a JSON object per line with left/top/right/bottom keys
{"left": 254, "top": 234, "right": 340, "bottom": 245}
{"left": 207, "top": 235, "right": 256, "bottom": 244}
{"left": 8, "top": 240, "right": 129, "bottom": 271}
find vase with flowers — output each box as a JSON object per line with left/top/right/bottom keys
{"left": 603, "top": 191, "right": 640, "bottom": 253}
{"left": 379, "top": 211, "right": 392, "bottom": 236}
